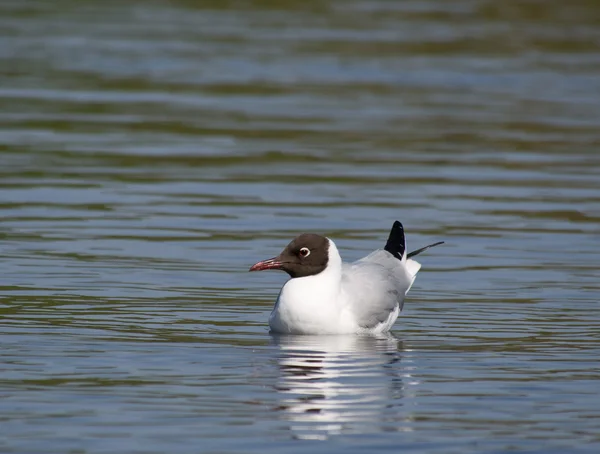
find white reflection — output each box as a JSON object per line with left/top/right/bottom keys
{"left": 271, "top": 333, "right": 418, "bottom": 440}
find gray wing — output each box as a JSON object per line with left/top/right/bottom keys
{"left": 341, "top": 249, "right": 414, "bottom": 329}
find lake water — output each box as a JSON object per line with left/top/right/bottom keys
{"left": 1, "top": 1, "right": 599, "bottom": 453}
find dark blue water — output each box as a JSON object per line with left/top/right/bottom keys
{"left": 1, "top": 1, "right": 599, "bottom": 453}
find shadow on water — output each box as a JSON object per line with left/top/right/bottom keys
{"left": 271, "top": 333, "right": 413, "bottom": 440}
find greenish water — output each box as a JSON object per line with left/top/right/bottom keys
{"left": 1, "top": 1, "right": 599, "bottom": 453}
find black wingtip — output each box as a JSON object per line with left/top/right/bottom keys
{"left": 407, "top": 241, "right": 445, "bottom": 258}
{"left": 384, "top": 220, "right": 405, "bottom": 260}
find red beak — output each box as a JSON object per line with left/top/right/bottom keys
{"left": 249, "top": 257, "right": 283, "bottom": 272}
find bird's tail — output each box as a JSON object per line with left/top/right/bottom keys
{"left": 384, "top": 220, "right": 444, "bottom": 264}
{"left": 407, "top": 241, "right": 445, "bottom": 258}
{"left": 405, "top": 239, "right": 444, "bottom": 282}
{"left": 384, "top": 220, "right": 406, "bottom": 260}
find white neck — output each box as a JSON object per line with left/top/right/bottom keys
{"left": 320, "top": 237, "right": 342, "bottom": 281}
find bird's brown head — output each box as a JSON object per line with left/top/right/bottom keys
{"left": 249, "top": 233, "right": 329, "bottom": 278}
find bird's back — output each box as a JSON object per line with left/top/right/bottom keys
{"left": 341, "top": 249, "right": 420, "bottom": 330}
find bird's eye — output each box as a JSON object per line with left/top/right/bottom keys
{"left": 299, "top": 247, "right": 310, "bottom": 257}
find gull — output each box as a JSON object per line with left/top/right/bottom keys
{"left": 249, "top": 221, "right": 443, "bottom": 335}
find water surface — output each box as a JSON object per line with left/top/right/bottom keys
{"left": 1, "top": 1, "right": 599, "bottom": 453}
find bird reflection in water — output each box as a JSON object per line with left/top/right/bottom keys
{"left": 271, "top": 333, "right": 417, "bottom": 440}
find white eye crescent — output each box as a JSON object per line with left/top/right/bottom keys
{"left": 299, "top": 247, "right": 310, "bottom": 257}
